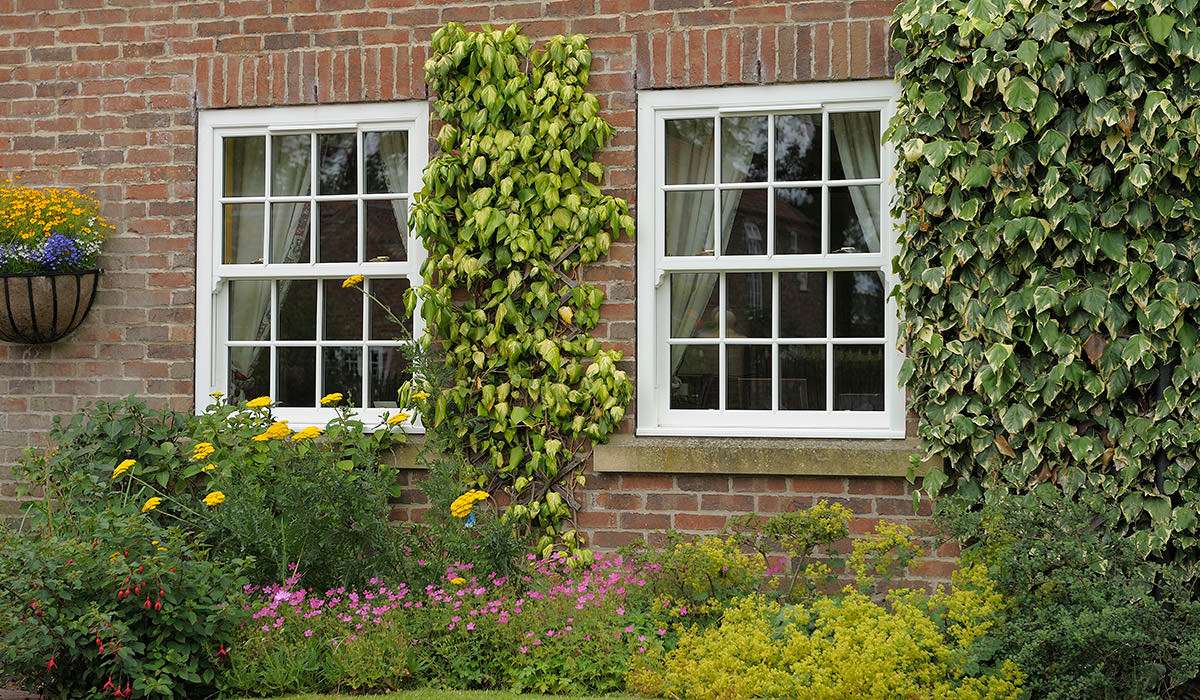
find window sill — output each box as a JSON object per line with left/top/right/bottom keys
{"left": 593, "top": 434, "right": 935, "bottom": 478}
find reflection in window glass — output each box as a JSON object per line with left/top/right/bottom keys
{"left": 774, "top": 187, "right": 821, "bottom": 255}
{"left": 369, "top": 347, "right": 409, "bottom": 407}
{"left": 222, "top": 203, "right": 264, "bottom": 264}
{"left": 670, "top": 273, "right": 719, "bottom": 338}
{"left": 317, "top": 201, "right": 357, "bottom": 263}
{"left": 834, "top": 345, "right": 883, "bottom": 411}
{"left": 318, "top": 132, "right": 357, "bottom": 195}
{"left": 779, "top": 272, "right": 826, "bottom": 338}
{"left": 323, "top": 279, "right": 362, "bottom": 341}
{"left": 670, "top": 345, "right": 718, "bottom": 409}
{"left": 726, "top": 344, "right": 771, "bottom": 410}
{"left": 323, "top": 347, "right": 363, "bottom": 408}
{"left": 364, "top": 199, "right": 407, "bottom": 262}
{"left": 363, "top": 131, "right": 409, "bottom": 194}
{"left": 833, "top": 271, "right": 885, "bottom": 338}
{"left": 277, "top": 280, "right": 316, "bottom": 341}
{"left": 830, "top": 112, "right": 881, "bottom": 180}
{"left": 228, "top": 280, "right": 270, "bottom": 341}
{"left": 774, "top": 113, "right": 821, "bottom": 181}
{"left": 725, "top": 272, "right": 771, "bottom": 338}
{"left": 276, "top": 347, "right": 316, "bottom": 407}
{"left": 780, "top": 345, "right": 825, "bottom": 410}
{"left": 720, "top": 189, "right": 767, "bottom": 255}
{"left": 829, "top": 185, "right": 880, "bottom": 254}
{"left": 368, "top": 278, "right": 411, "bottom": 340}
{"left": 223, "top": 136, "right": 265, "bottom": 197}
{"left": 271, "top": 134, "right": 310, "bottom": 196}
{"left": 228, "top": 347, "right": 269, "bottom": 402}
{"left": 721, "top": 116, "right": 767, "bottom": 183}
{"left": 665, "top": 118, "right": 714, "bottom": 185}
{"left": 665, "top": 190, "right": 714, "bottom": 256}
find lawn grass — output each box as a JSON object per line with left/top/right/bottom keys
{"left": 258, "top": 691, "right": 641, "bottom": 700}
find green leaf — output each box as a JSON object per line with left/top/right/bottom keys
{"left": 1146, "top": 14, "right": 1175, "bottom": 43}
{"left": 1002, "top": 76, "right": 1040, "bottom": 112}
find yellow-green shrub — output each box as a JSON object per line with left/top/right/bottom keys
{"left": 635, "top": 565, "right": 1022, "bottom": 700}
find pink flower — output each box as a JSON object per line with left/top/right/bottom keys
{"left": 304, "top": 629, "right": 313, "bottom": 638}
{"left": 466, "top": 622, "right": 475, "bottom": 631}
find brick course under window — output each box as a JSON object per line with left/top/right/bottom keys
{"left": 0, "top": 0, "right": 938, "bottom": 581}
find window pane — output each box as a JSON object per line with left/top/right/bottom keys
{"left": 670, "top": 345, "right": 718, "bottom": 409}
{"left": 269, "top": 202, "right": 311, "bottom": 263}
{"left": 228, "top": 347, "right": 269, "bottom": 402}
{"left": 774, "top": 113, "right": 821, "bottom": 181}
{"left": 364, "top": 199, "right": 407, "bottom": 262}
{"left": 369, "top": 277, "right": 411, "bottom": 340}
{"left": 271, "top": 133, "right": 310, "bottom": 196}
{"left": 665, "top": 190, "right": 714, "bottom": 256}
{"left": 670, "top": 273, "right": 719, "bottom": 339}
{"left": 726, "top": 344, "right": 771, "bottom": 410}
{"left": 223, "top": 136, "right": 265, "bottom": 197}
{"left": 665, "top": 118, "right": 714, "bottom": 185}
{"left": 363, "top": 131, "right": 408, "bottom": 194}
{"left": 228, "top": 280, "right": 270, "bottom": 341}
{"left": 833, "top": 271, "right": 885, "bottom": 338}
{"left": 276, "top": 347, "right": 316, "bottom": 407}
{"left": 834, "top": 345, "right": 883, "bottom": 411}
{"left": 780, "top": 345, "right": 825, "bottom": 410}
{"left": 222, "top": 203, "right": 264, "bottom": 264}
{"left": 277, "top": 279, "right": 316, "bottom": 341}
{"left": 830, "top": 111, "right": 881, "bottom": 180}
{"left": 725, "top": 272, "right": 771, "bottom": 338}
{"left": 317, "top": 201, "right": 357, "bottom": 262}
{"left": 318, "top": 132, "right": 356, "bottom": 195}
{"left": 829, "top": 185, "right": 880, "bottom": 254}
{"left": 369, "top": 347, "right": 410, "bottom": 408}
{"left": 720, "top": 189, "right": 767, "bottom": 255}
{"left": 323, "top": 346, "right": 363, "bottom": 407}
{"left": 720, "top": 116, "right": 767, "bottom": 183}
{"left": 780, "top": 272, "right": 826, "bottom": 338}
{"left": 774, "top": 187, "right": 821, "bottom": 255}
{"left": 323, "top": 279, "right": 362, "bottom": 340}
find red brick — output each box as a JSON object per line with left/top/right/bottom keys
{"left": 674, "top": 513, "right": 727, "bottom": 531}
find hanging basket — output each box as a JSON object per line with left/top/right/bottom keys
{"left": 0, "top": 269, "right": 101, "bottom": 344}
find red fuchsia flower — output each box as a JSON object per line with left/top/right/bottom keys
{"left": 217, "top": 644, "right": 228, "bottom": 658}
{"left": 46, "top": 656, "right": 56, "bottom": 671}
{"left": 102, "top": 677, "right": 113, "bottom": 691}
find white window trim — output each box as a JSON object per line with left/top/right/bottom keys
{"left": 195, "top": 101, "right": 430, "bottom": 429}
{"left": 635, "top": 80, "right": 905, "bottom": 439}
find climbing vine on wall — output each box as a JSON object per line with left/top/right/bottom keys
{"left": 890, "top": 0, "right": 1200, "bottom": 576}
{"left": 407, "top": 23, "right": 634, "bottom": 553}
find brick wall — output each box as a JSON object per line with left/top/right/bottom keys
{"left": 0, "top": 0, "right": 926, "bottom": 575}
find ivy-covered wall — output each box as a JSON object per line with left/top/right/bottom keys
{"left": 890, "top": 0, "right": 1200, "bottom": 573}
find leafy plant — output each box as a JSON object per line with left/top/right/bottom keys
{"left": 942, "top": 493, "right": 1200, "bottom": 699}
{"left": 633, "top": 567, "right": 1023, "bottom": 700}
{"left": 0, "top": 514, "right": 249, "bottom": 699}
{"left": 409, "top": 23, "right": 635, "bottom": 552}
{"left": 889, "top": 0, "right": 1200, "bottom": 573}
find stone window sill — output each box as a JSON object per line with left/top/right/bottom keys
{"left": 592, "top": 434, "right": 935, "bottom": 478}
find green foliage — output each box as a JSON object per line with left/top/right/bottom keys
{"left": 942, "top": 493, "right": 1200, "bottom": 699}
{"left": 410, "top": 23, "right": 635, "bottom": 551}
{"left": 889, "top": 0, "right": 1200, "bottom": 572}
{"left": 0, "top": 515, "right": 249, "bottom": 699}
{"left": 15, "top": 396, "right": 407, "bottom": 589}
{"left": 729, "top": 500, "right": 852, "bottom": 600}
{"left": 632, "top": 567, "right": 1023, "bottom": 700}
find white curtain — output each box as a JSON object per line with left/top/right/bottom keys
{"left": 830, "top": 113, "right": 881, "bottom": 253}
{"left": 371, "top": 132, "right": 409, "bottom": 406}
{"left": 270, "top": 139, "right": 313, "bottom": 375}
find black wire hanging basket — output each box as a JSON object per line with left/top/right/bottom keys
{"left": 0, "top": 269, "right": 101, "bottom": 344}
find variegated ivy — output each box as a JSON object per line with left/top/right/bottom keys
{"left": 890, "top": 0, "right": 1200, "bottom": 577}
{"left": 406, "top": 24, "right": 634, "bottom": 553}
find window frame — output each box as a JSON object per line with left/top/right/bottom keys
{"left": 195, "top": 101, "right": 430, "bottom": 429}
{"left": 635, "top": 80, "right": 905, "bottom": 439}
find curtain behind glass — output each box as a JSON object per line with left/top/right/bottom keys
{"left": 830, "top": 113, "right": 881, "bottom": 252}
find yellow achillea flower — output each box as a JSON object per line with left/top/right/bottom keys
{"left": 245, "top": 396, "right": 272, "bottom": 409}
{"left": 291, "top": 426, "right": 322, "bottom": 441}
{"left": 191, "top": 442, "right": 215, "bottom": 461}
{"left": 112, "top": 458, "right": 135, "bottom": 479}
{"left": 319, "top": 392, "right": 343, "bottom": 405}
{"left": 342, "top": 274, "right": 364, "bottom": 288}
{"left": 141, "top": 497, "right": 162, "bottom": 513}
{"left": 450, "top": 577, "right": 467, "bottom": 585}
{"left": 411, "top": 391, "right": 430, "bottom": 401}
{"left": 202, "top": 463, "right": 217, "bottom": 473}
{"left": 386, "top": 411, "right": 410, "bottom": 426}
{"left": 450, "top": 490, "right": 489, "bottom": 518}
{"left": 203, "top": 491, "right": 226, "bottom": 507}
{"left": 252, "top": 421, "right": 292, "bottom": 441}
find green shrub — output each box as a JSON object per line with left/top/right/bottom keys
{"left": 943, "top": 493, "right": 1200, "bottom": 699}
{"left": 15, "top": 396, "right": 407, "bottom": 590}
{"left": 890, "top": 0, "right": 1200, "bottom": 573}
{"left": 0, "top": 515, "right": 249, "bottom": 699}
{"left": 633, "top": 566, "right": 1023, "bottom": 700}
